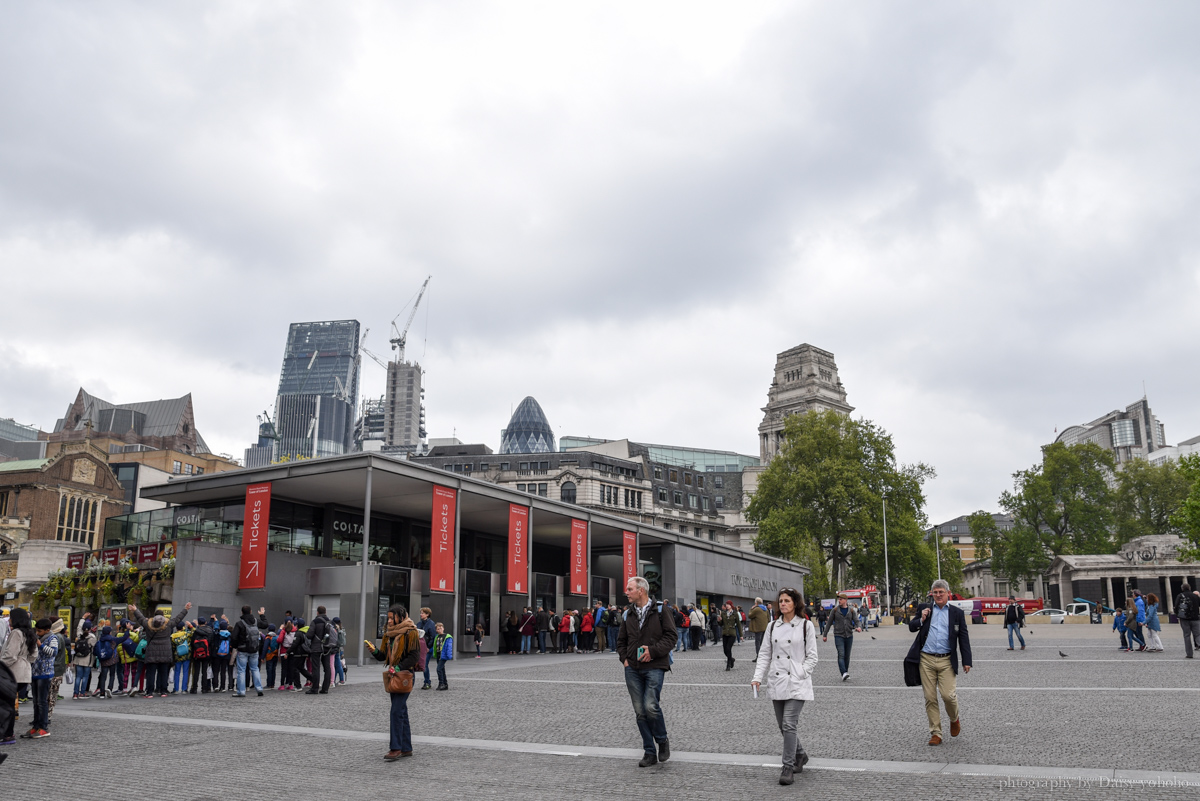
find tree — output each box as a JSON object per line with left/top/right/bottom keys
{"left": 747, "top": 410, "right": 936, "bottom": 597}
{"left": 1171, "top": 454, "right": 1200, "bottom": 561}
{"left": 1113, "top": 458, "right": 1192, "bottom": 544}
{"left": 969, "top": 510, "right": 1050, "bottom": 588}
{"left": 999, "top": 442, "right": 1117, "bottom": 557}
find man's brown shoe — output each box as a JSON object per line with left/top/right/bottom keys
{"left": 384, "top": 750, "right": 407, "bottom": 761}
{"left": 950, "top": 719, "right": 961, "bottom": 737}
{"left": 928, "top": 734, "right": 942, "bottom": 746}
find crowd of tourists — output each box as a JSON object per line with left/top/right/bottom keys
{"left": 0, "top": 601, "right": 350, "bottom": 746}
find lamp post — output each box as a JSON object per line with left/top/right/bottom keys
{"left": 934, "top": 523, "right": 942, "bottom": 582}
{"left": 882, "top": 496, "right": 891, "bottom": 617}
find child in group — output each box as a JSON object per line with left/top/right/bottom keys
{"left": 474, "top": 623, "right": 484, "bottom": 658}
{"left": 432, "top": 622, "right": 454, "bottom": 690}
{"left": 1113, "top": 608, "right": 1128, "bottom": 651}
{"left": 262, "top": 625, "right": 280, "bottom": 689}
{"left": 170, "top": 623, "right": 192, "bottom": 693}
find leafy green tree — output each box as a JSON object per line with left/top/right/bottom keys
{"left": 1171, "top": 454, "right": 1200, "bottom": 561}
{"left": 747, "top": 410, "right": 935, "bottom": 598}
{"left": 1114, "top": 458, "right": 1192, "bottom": 544}
{"left": 999, "top": 442, "right": 1117, "bottom": 557}
{"left": 968, "top": 510, "right": 1051, "bottom": 588}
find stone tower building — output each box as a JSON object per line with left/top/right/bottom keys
{"left": 758, "top": 344, "right": 853, "bottom": 461}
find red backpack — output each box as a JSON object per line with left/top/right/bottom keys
{"left": 192, "top": 633, "right": 211, "bottom": 660}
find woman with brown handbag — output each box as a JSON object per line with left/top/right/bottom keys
{"left": 367, "top": 603, "right": 420, "bottom": 760}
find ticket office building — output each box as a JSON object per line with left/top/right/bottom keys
{"left": 138, "top": 453, "right": 808, "bottom": 657}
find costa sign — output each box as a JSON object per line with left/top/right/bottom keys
{"left": 508, "top": 504, "right": 529, "bottom": 594}
{"left": 430, "top": 485, "right": 457, "bottom": 593}
{"left": 622, "top": 531, "right": 637, "bottom": 589}
{"left": 570, "top": 519, "right": 588, "bottom": 596}
{"left": 238, "top": 482, "right": 271, "bottom": 590}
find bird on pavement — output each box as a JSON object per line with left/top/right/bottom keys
{"left": 1058, "top": 651, "right": 1069, "bottom": 658}
{"left": 870, "top": 636, "right": 876, "bottom": 640}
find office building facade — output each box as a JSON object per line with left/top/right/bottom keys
{"left": 1055, "top": 398, "right": 1167, "bottom": 466}
{"left": 274, "top": 320, "right": 361, "bottom": 460}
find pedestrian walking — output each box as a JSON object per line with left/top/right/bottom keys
{"left": 674, "top": 604, "right": 688, "bottom": 653}
{"left": 617, "top": 576, "right": 677, "bottom": 767}
{"left": 906, "top": 580, "right": 972, "bottom": 746}
{"left": 688, "top": 605, "right": 705, "bottom": 651}
{"left": 1144, "top": 594, "right": 1164, "bottom": 652}
{"left": 1003, "top": 597, "right": 1025, "bottom": 651}
{"left": 432, "top": 622, "right": 453, "bottom": 689}
{"left": 474, "top": 623, "right": 484, "bottom": 658}
{"left": 1174, "top": 582, "right": 1200, "bottom": 658}
{"left": 1125, "top": 598, "right": 1147, "bottom": 652}
{"left": 719, "top": 601, "right": 738, "bottom": 670}
{"left": 748, "top": 598, "right": 770, "bottom": 655}
{"left": 822, "top": 593, "right": 861, "bottom": 681}
{"left": 594, "top": 602, "right": 609, "bottom": 653}
{"left": 751, "top": 587, "right": 818, "bottom": 786}
{"left": 608, "top": 605, "right": 621, "bottom": 654}
{"left": 1113, "top": 608, "right": 1129, "bottom": 650}
{"left": 366, "top": 603, "right": 420, "bottom": 761}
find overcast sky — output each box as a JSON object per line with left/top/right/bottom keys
{"left": 3, "top": 2, "right": 1198, "bottom": 525}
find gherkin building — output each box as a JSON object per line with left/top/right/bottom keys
{"left": 500, "top": 397, "right": 555, "bottom": 454}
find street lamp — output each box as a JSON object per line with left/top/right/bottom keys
{"left": 882, "top": 496, "right": 891, "bottom": 618}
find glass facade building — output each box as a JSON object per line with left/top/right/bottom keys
{"left": 559, "top": 436, "right": 759, "bottom": 472}
{"left": 500, "top": 396, "right": 555, "bottom": 454}
{"left": 274, "top": 320, "right": 361, "bottom": 460}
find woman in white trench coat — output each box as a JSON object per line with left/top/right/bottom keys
{"left": 751, "top": 588, "right": 819, "bottom": 786}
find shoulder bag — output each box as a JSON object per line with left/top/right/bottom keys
{"left": 383, "top": 631, "right": 415, "bottom": 694}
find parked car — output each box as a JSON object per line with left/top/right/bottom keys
{"left": 1030, "top": 608, "right": 1067, "bottom": 623}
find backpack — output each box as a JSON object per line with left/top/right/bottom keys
{"left": 290, "top": 630, "right": 309, "bottom": 656}
{"left": 171, "top": 630, "right": 191, "bottom": 662}
{"left": 1178, "top": 593, "right": 1200, "bottom": 621}
{"left": 216, "top": 629, "right": 231, "bottom": 657}
{"left": 191, "top": 632, "right": 211, "bottom": 660}
{"left": 95, "top": 637, "right": 115, "bottom": 663}
{"left": 244, "top": 621, "right": 262, "bottom": 653}
{"left": 134, "top": 637, "right": 149, "bottom": 660}
{"left": 54, "top": 634, "right": 70, "bottom": 673}
{"left": 319, "top": 621, "right": 338, "bottom": 655}
{"left": 75, "top": 633, "right": 93, "bottom": 659}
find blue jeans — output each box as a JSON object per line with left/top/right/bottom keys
{"left": 389, "top": 690, "right": 412, "bottom": 752}
{"left": 266, "top": 657, "right": 277, "bottom": 687}
{"left": 609, "top": 627, "right": 620, "bottom": 652}
{"left": 538, "top": 631, "right": 547, "bottom": 653}
{"left": 334, "top": 650, "right": 345, "bottom": 682}
{"left": 436, "top": 659, "right": 448, "bottom": 686}
{"left": 74, "top": 666, "right": 92, "bottom": 697}
{"left": 834, "top": 635, "right": 853, "bottom": 675}
{"left": 1007, "top": 623, "right": 1025, "bottom": 648}
{"left": 32, "top": 677, "right": 52, "bottom": 730}
{"left": 521, "top": 634, "right": 532, "bottom": 653}
{"left": 235, "top": 651, "right": 262, "bottom": 695}
{"left": 423, "top": 643, "right": 432, "bottom": 685}
{"left": 624, "top": 666, "right": 667, "bottom": 755}
{"left": 172, "top": 661, "right": 190, "bottom": 692}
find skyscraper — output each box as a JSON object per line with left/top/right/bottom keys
{"left": 383, "top": 361, "right": 425, "bottom": 453}
{"left": 274, "top": 320, "right": 361, "bottom": 460}
{"left": 500, "top": 397, "right": 555, "bottom": 454}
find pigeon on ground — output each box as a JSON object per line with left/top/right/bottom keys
{"left": 871, "top": 636, "right": 876, "bottom": 640}
{"left": 1058, "top": 650, "right": 1068, "bottom": 658}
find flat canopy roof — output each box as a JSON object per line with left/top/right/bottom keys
{"left": 141, "top": 452, "right": 806, "bottom": 573}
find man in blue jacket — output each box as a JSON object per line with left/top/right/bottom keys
{"left": 907, "top": 580, "right": 972, "bottom": 746}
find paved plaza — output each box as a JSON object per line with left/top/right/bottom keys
{"left": 4, "top": 622, "right": 1200, "bottom": 799}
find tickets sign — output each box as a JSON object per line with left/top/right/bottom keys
{"left": 430, "top": 485, "right": 457, "bottom": 593}
{"left": 508, "top": 504, "right": 529, "bottom": 594}
{"left": 570, "top": 519, "right": 588, "bottom": 596}
{"left": 238, "top": 482, "right": 271, "bottom": 590}
{"left": 623, "top": 530, "right": 638, "bottom": 590}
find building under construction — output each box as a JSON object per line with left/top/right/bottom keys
{"left": 274, "top": 320, "right": 361, "bottom": 460}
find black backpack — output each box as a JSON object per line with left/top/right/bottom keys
{"left": 75, "top": 633, "right": 92, "bottom": 659}
{"left": 1177, "top": 593, "right": 1200, "bottom": 621}
{"left": 244, "top": 621, "right": 262, "bottom": 652}
{"left": 320, "top": 622, "right": 338, "bottom": 655}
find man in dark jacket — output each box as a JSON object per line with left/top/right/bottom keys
{"left": 189, "top": 617, "right": 216, "bottom": 694}
{"left": 616, "top": 576, "right": 677, "bottom": 768}
{"left": 307, "top": 606, "right": 334, "bottom": 694}
{"left": 1003, "top": 596, "right": 1025, "bottom": 651}
{"left": 535, "top": 606, "right": 551, "bottom": 654}
{"left": 906, "top": 580, "right": 972, "bottom": 746}
{"left": 231, "top": 605, "right": 269, "bottom": 697}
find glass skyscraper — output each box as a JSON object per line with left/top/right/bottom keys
{"left": 274, "top": 320, "right": 361, "bottom": 460}
{"left": 500, "top": 396, "right": 555, "bottom": 454}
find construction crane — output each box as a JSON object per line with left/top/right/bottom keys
{"left": 389, "top": 275, "right": 431, "bottom": 363}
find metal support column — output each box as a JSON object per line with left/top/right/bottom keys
{"left": 356, "top": 463, "right": 373, "bottom": 667}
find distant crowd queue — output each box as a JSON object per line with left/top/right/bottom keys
{"left": 0, "top": 601, "right": 350, "bottom": 746}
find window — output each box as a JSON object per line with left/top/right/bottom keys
{"left": 715, "top": 476, "right": 723, "bottom": 488}
{"left": 462, "top": 464, "right": 471, "bottom": 473}
{"left": 696, "top": 476, "right": 703, "bottom": 488}
{"left": 195, "top": 468, "right": 204, "bottom": 475}
{"left": 517, "top": 484, "right": 526, "bottom": 492}
{"left": 673, "top": 491, "right": 683, "bottom": 505}
{"left": 624, "top": 488, "right": 630, "bottom": 507}
{"left": 653, "top": 466, "right": 663, "bottom": 480}
{"left": 634, "top": 491, "right": 642, "bottom": 509}
{"left": 183, "top": 464, "right": 193, "bottom": 475}
{"left": 538, "top": 483, "right": 548, "bottom": 497}
{"left": 1026, "top": 581, "right": 1035, "bottom": 593}
{"left": 500, "top": 462, "right": 510, "bottom": 471}
{"left": 688, "top": 494, "right": 698, "bottom": 509}
{"left": 658, "top": 488, "right": 668, "bottom": 503}
{"left": 0, "top": 491, "right": 8, "bottom": 516}
{"left": 684, "top": 472, "right": 692, "bottom": 486}
{"left": 56, "top": 494, "right": 98, "bottom": 546}
{"left": 443, "top": 465, "right": 453, "bottom": 471}
{"left": 539, "top": 461, "right": 549, "bottom": 470}
{"left": 715, "top": 495, "right": 724, "bottom": 508}
{"left": 453, "top": 464, "right": 463, "bottom": 473}
{"left": 708, "top": 529, "right": 718, "bottom": 542}
{"left": 479, "top": 463, "right": 489, "bottom": 471}
{"left": 561, "top": 482, "right": 576, "bottom": 504}
{"left": 663, "top": 522, "right": 671, "bottom": 530}
{"left": 701, "top": 496, "right": 710, "bottom": 511}
{"left": 694, "top": 527, "right": 701, "bottom": 537}
{"left": 995, "top": 582, "right": 1008, "bottom": 597}
{"left": 519, "top": 462, "right": 530, "bottom": 471}
{"left": 950, "top": 525, "right": 958, "bottom": 532}
{"left": 951, "top": 537, "right": 960, "bottom": 544}
{"left": 173, "top": 461, "right": 182, "bottom": 474}
{"left": 669, "top": 469, "right": 678, "bottom": 483}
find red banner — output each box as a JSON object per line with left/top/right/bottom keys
{"left": 507, "top": 504, "right": 529, "bottom": 594}
{"left": 623, "top": 530, "right": 638, "bottom": 590}
{"left": 570, "top": 519, "right": 588, "bottom": 596}
{"left": 431, "top": 485, "right": 457, "bottom": 593}
{"left": 67, "top": 553, "right": 86, "bottom": 570}
{"left": 239, "top": 482, "right": 271, "bottom": 590}
{"left": 137, "top": 543, "right": 160, "bottom": 564}
{"left": 101, "top": 548, "right": 120, "bottom": 566}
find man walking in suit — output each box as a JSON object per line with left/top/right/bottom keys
{"left": 907, "top": 579, "right": 972, "bottom": 746}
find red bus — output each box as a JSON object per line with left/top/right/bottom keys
{"left": 971, "top": 597, "right": 1044, "bottom": 620}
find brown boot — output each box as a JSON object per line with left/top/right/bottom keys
{"left": 928, "top": 734, "right": 942, "bottom": 746}
{"left": 950, "top": 719, "right": 961, "bottom": 737}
